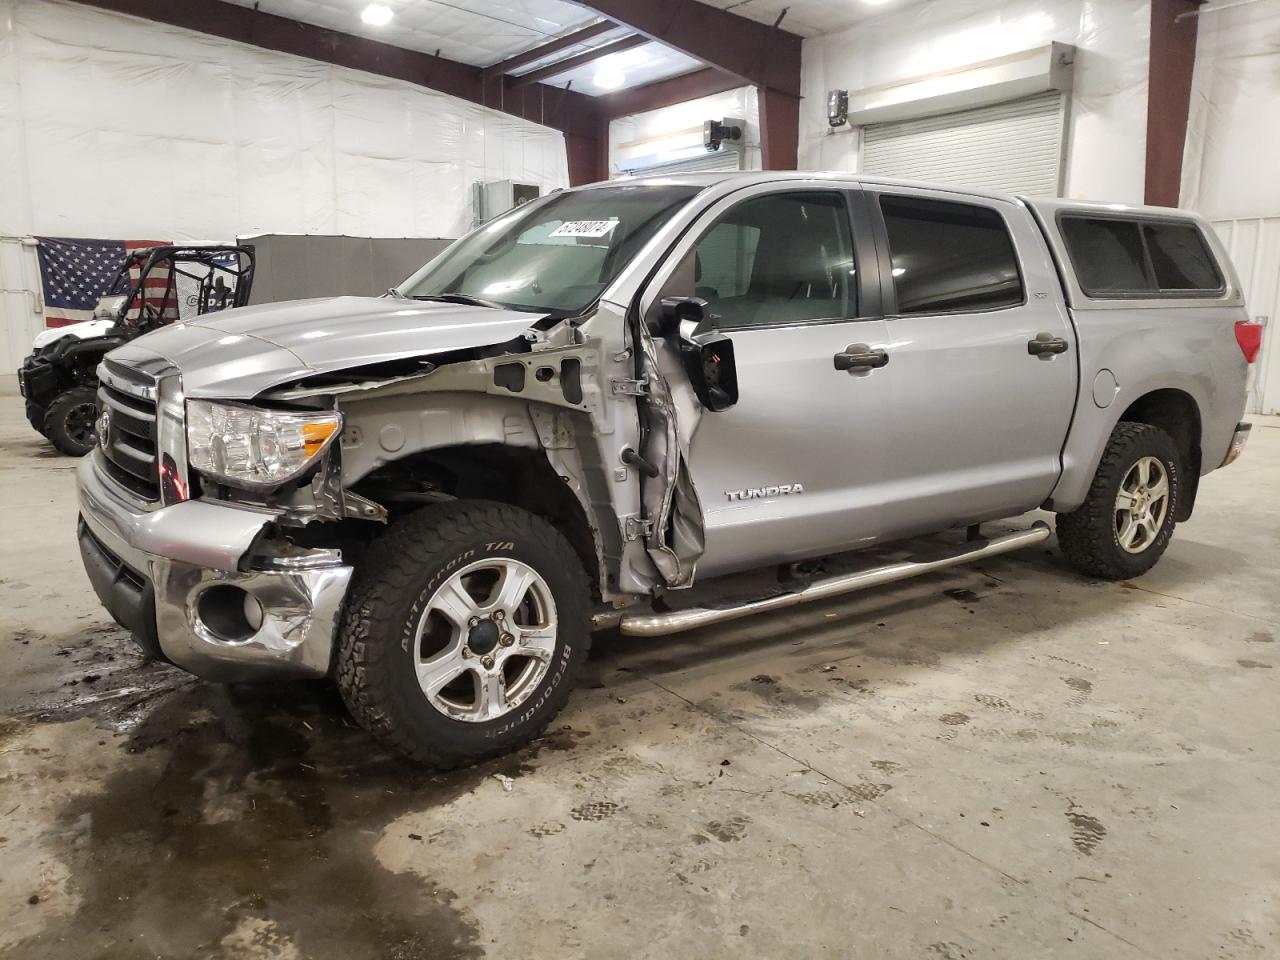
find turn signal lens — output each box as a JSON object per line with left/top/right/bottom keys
{"left": 302, "top": 421, "right": 341, "bottom": 458}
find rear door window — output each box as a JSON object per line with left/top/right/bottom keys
{"left": 1059, "top": 215, "right": 1224, "bottom": 297}
{"left": 878, "top": 195, "right": 1024, "bottom": 314}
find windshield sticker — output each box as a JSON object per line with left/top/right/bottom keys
{"left": 550, "top": 220, "right": 618, "bottom": 239}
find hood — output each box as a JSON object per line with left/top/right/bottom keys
{"left": 33, "top": 318, "right": 115, "bottom": 349}
{"left": 109, "top": 296, "right": 546, "bottom": 398}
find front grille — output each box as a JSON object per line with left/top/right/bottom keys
{"left": 98, "top": 360, "right": 160, "bottom": 502}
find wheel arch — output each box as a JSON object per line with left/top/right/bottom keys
{"left": 1114, "top": 387, "right": 1202, "bottom": 521}
{"left": 351, "top": 441, "right": 608, "bottom": 596}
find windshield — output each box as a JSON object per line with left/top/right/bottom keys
{"left": 399, "top": 184, "right": 701, "bottom": 316}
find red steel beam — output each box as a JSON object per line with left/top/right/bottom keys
{"left": 568, "top": 0, "right": 803, "bottom": 97}
{"left": 758, "top": 86, "right": 799, "bottom": 171}
{"left": 596, "top": 66, "right": 745, "bottom": 119}
{"left": 1146, "top": 0, "right": 1203, "bottom": 206}
{"left": 572, "top": 0, "right": 802, "bottom": 169}
{"left": 508, "top": 34, "right": 649, "bottom": 89}
{"left": 483, "top": 20, "right": 618, "bottom": 78}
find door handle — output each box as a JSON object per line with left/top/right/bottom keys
{"left": 1027, "top": 333, "right": 1069, "bottom": 357}
{"left": 834, "top": 347, "right": 889, "bottom": 372}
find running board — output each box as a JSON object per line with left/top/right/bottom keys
{"left": 617, "top": 522, "right": 1052, "bottom": 637}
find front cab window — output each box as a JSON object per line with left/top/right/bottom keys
{"left": 662, "top": 191, "right": 856, "bottom": 330}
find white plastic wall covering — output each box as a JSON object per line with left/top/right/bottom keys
{"left": 617, "top": 146, "right": 744, "bottom": 177}
{"left": 1181, "top": 0, "right": 1280, "bottom": 220}
{"left": 861, "top": 91, "right": 1067, "bottom": 197}
{"left": 0, "top": 239, "right": 44, "bottom": 372}
{"left": 1211, "top": 217, "right": 1280, "bottom": 415}
{"left": 0, "top": 0, "right": 571, "bottom": 367}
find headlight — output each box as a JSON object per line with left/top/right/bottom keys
{"left": 186, "top": 400, "right": 342, "bottom": 489}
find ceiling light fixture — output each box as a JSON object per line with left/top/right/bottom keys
{"left": 592, "top": 64, "right": 626, "bottom": 91}
{"left": 361, "top": 4, "right": 393, "bottom": 26}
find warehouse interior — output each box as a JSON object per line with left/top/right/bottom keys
{"left": 1, "top": 0, "right": 1277, "bottom": 957}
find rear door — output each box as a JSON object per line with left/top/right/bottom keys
{"left": 865, "top": 188, "right": 1077, "bottom": 536}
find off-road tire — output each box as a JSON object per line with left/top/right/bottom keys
{"left": 335, "top": 499, "right": 592, "bottom": 768}
{"left": 25, "top": 400, "right": 49, "bottom": 438}
{"left": 1056, "top": 421, "right": 1181, "bottom": 580}
{"left": 43, "top": 386, "right": 99, "bottom": 457}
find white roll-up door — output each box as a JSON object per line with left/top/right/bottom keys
{"left": 861, "top": 91, "right": 1067, "bottom": 197}
{"left": 616, "top": 146, "right": 743, "bottom": 178}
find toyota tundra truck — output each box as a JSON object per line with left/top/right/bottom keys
{"left": 74, "top": 173, "right": 1260, "bottom": 767}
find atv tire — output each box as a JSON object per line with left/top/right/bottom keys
{"left": 43, "top": 386, "right": 99, "bottom": 457}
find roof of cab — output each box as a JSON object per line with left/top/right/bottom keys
{"left": 583, "top": 170, "right": 1207, "bottom": 223}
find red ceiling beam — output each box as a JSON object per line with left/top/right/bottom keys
{"left": 483, "top": 20, "right": 618, "bottom": 78}
{"left": 570, "top": 0, "right": 802, "bottom": 169}
{"left": 568, "top": 0, "right": 803, "bottom": 97}
{"left": 596, "top": 67, "right": 744, "bottom": 120}
{"left": 68, "top": 0, "right": 603, "bottom": 140}
{"left": 1146, "top": 0, "right": 1203, "bottom": 206}
{"left": 508, "top": 34, "right": 649, "bottom": 89}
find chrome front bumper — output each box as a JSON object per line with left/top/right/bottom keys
{"left": 76, "top": 453, "right": 353, "bottom": 682}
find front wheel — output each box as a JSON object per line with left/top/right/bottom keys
{"left": 1056, "top": 421, "right": 1181, "bottom": 580}
{"left": 43, "top": 385, "right": 99, "bottom": 456}
{"left": 335, "top": 500, "right": 592, "bottom": 768}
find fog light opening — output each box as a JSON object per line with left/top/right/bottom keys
{"left": 196, "top": 585, "right": 263, "bottom": 642}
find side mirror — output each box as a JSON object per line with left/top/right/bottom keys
{"left": 678, "top": 331, "right": 738, "bottom": 413}
{"left": 93, "top": 295, "right": 128, "bottom": 323}
{"left": 654, "top": 295, "right": 709, "bottom": 338}
{"left": 651, "top": 296, "right": 738, "bottom": 412}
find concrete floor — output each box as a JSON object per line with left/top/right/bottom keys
{"left": 1, "top": 375, "right": 1277, "bottom": 960}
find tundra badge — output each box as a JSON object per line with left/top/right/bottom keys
{"left": 726, "top": 483, "right": 804, "bottom": 502}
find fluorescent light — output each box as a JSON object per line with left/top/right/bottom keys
{"left": 592, "top": 64, "right": 626, "bottom": 91}
{"left": 361, "top": 4, "right": 393, "bottom": 26}
{"left": 892, "top": 266, "right": 906, "bottom": 276}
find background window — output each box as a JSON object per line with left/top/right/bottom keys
{"left": 879, "top": 196, "right": 1024, "bottom": 314}
{"left": 685, "top": 192, "right": 855, "bottom": 328}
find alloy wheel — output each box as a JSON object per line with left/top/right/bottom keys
{"left": 1114, "top": 455, "right": 1170, "bottom": 554}
{"left": 412, "top": 557, "right": 558, "bottom": 722}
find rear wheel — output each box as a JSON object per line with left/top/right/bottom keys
{"left": 1056, "top": 421, "right": 1181, "bottom": 580}
{"left": 335, "top": 500, "right": 592, "bottom": 768}
{"left": 43, "top": 386, "right": 99, "bottom": 457}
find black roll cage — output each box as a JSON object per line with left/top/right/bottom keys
{"left": 104, "top": 244, "right": 256, "bottom": 328}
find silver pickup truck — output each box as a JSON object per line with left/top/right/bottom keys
{"left": 75, "top": 172, "right": 1259, "bottom": 766}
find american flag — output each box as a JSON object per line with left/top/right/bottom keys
{"left": 36, "top": 237, "right": 170, "bottom": 328}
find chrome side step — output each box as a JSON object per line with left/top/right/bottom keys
{"left": 617, "top": 522, "right": 1051, "bottom": 637}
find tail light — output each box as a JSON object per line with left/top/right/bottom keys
{"left": 1235, "top": 321, "right": 1263, "bottom": 364}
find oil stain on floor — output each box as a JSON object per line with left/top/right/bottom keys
{"left": 9, "top": 677, "right": 531, "bottom": 960}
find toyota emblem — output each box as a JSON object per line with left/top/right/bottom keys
{"left": 96, "top": 406, "right": 111, "bottom": 449}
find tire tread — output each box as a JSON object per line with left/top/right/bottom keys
{"left": 335, "top": 499, "right": 590, "bottom": 768}
{"left": 1056, "top": 421, "right": 1179, "bottom": 580}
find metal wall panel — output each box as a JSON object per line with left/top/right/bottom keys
{"left": 861, "top": 91, "right": 1067, "bottom": 197}
{"left": 241, "top": 235, "right": 455, "bottom": 305}
{"left": 1211, "top": 216, "right": 1280, "bottom": 414}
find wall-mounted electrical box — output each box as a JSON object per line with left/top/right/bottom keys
{"left": 473, "top": 180, "right": 541, "bottom": 225}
